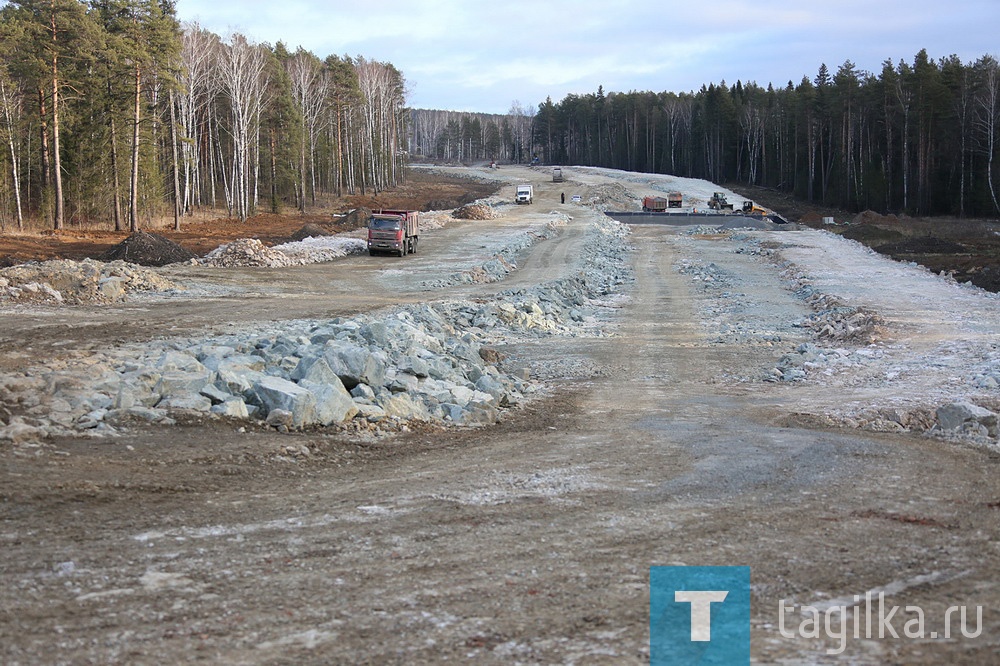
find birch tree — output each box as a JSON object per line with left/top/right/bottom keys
{"left": 974, "top": 55, "right": 1000, "bottom": 214}
{"left": 215, "top": 33, "right": 269, "bottom": 221}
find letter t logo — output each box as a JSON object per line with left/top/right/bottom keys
{"left": 674, "top": 590, "right": 729, "bottom": 641}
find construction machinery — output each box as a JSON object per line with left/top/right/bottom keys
{"left": 367, "top": 209, "right": 419, "bottom": 257}
{"left": 668, "top": 192, "right": 683, "bottom": 208}
{"left": 552, "top": 167, "right": 564, "bottom": 182}
{"left": 642, "top": 196, "right": 669, "bottom": 212}
{"left": 708, "top": 192, "right": 734, "bottom": 211}
{"left": 738, "top": 200, "right": 767, "bottom": 216}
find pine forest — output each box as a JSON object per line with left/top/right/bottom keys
{"left": 411, "top": 50, "right": 1000, "bottom": 219}
{"left": 0, "top": 0, "right": 407, "bottom": 232}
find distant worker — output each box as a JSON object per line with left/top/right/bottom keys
{"left": 561, "top": 192, "right": 565, "bottom": 204}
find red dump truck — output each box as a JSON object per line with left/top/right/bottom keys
{"left": 367, "top": 209, "right": 419, "bottom": 257}
{"left": 642, "top": 196, "right": 668, "bottom": 212}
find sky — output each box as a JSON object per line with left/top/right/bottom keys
{"left": 175, "top": 0, "right": 1000, "bottom": 115}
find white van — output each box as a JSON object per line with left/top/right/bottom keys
{"left": 516, "top": 185, "right": 533, "bottom": 204}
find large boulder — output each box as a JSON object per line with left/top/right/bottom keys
{"left": 300, "top": 380, "right": 358, "bottom": 425}
{"left": 252, "top": 376, "right": 317, "bottom": 427}
{"left": 155, "top": 370, "right": 214, "bottom": 396}
{"left": 936, "top": 402, "right": 998, "bottom": 436}
{"left": 379, "top": 393, "right": 431, "bottom": 421}
{"left": 323, "top": 343, "right": 386, "bottom": 390}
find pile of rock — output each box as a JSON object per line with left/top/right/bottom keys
{"left": 271, "top": 236, "right": 367, "bottom": 265}
{"left": 202, "top": 238, "right": 294, "bottom": 267}
{"left": 200, "top": 235, "right": 367, "bottom": 268}
{"left": 0, "top": 258, "right": 180, "bottom": 304}
{"left": 418, "top": 211, "right": 452, "bottom": 231}
{"left": 0, "top": 218, "right": 633, "bottom": 441}
{"left": 452, "top": 204, "right": 500, "bottom": 220}
{"left": 795, "top": 287, "right": 884, "bottom": 344}
{"left": 676, "top": 259, "right": 736, "bottom": 288}
{"left": 766, "top": 342, "right": 874, "bottom": 383}
{"left": 579, "top": 183, "right": 635, "bottom": 211}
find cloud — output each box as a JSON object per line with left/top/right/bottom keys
{"left": 176, "top": 0, "right": 1000, "bottom": 113}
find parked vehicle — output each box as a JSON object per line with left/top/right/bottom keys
{"left": 668, "top": 192, "right": 683, "bottom": 208}
{"left": 367, "top": 209, "right": 419, "bottom": 257}
{"left": 516, "top": 185, "right": 534, "bottom": 204}
{"left": 642, "top": 196, "right": 669, "bottom": 212}
{"left": 552, "top": 167, "right": 564, "bottom": 182}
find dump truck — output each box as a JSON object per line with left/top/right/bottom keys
{"left": 708, "top": 192, "right": 734, "bottom": 211}
{"left": 367, "top": 209, "right": 419, "bottom": 257}
{"left": 516, "top": 184, "right": 534, "bottom": 204}
{"left": 642, "top": 196, "right": 669, "bottom": 212}
{"left": 668, "top": 192, "right": 683, "bottom": 208}
{"left": 552, "top": 167, "right": 564, "bottom": 182}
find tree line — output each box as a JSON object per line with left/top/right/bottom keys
{"left": 0, "top": 0, "right": 407, "bottom": 232}
{"left": 409, "top": 104, "right": 536, "bottom": 165}
{"left": 534, "top": 50, "right": 1000, "bottom": 217}
{"left": 414, "top": 49, "right": 1000, "bottom": 218}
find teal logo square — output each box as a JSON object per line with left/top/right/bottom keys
{"left": 650, "top": 566, "right": 750, "bottom": 665}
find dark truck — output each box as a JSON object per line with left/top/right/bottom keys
{"left": 367, "top": 209, "right": 419, "bottom": 257}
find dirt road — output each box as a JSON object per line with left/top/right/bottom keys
{"left": 2, "top": 167, "right": 999, "bottom": 664}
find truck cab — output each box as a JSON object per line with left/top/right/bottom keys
{"left": 516, "top": 185, "right": 533, "bottom": 204}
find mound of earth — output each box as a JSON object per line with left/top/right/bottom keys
{"left": 333, "top": 207, "right": 372, "bottom": 230}
{"left": 287, "top": 223, "right": 332, "bottom": 243}
{"left": 852, "top": 210, "right": 902, "bottom": 225}
{"left": 452, "top": 204, "right": 500, "bottom": 220}
{"left": 875, "top": 237, "right": 968, "bottom": 255}
{"left": 100, "top": 231, "right": 197, "bottom": 267}
{"left": 841, "top": 225, "right": 905, "bottom": 243}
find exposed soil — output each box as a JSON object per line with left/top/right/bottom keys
{"left": 729, "top": 182, "right": 1000, "bottom": 292}
{"left": 3, "top": 167, "right": 1000, "bottom": 664}
{"left": 0, "top": 171, "right": 498, "bottom": 266}
{"left": 99, "top": 231, "right": 199, "bottom": 267}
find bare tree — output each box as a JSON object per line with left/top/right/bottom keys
{"left": 285, "top": 48, "right": 326, "bottom": 210}
{"left": 178, "top": 23, "right": 216, "bottom": 214}
{"left": 0, "top": 76, "right": 24, "bottom": 229}
{"left": 215, "top": 33, "right": 269, "bottom": 221}
{"left": 974, "top": 56, "right": 1000, "bottom": 214}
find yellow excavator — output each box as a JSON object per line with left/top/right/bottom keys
{"left": 737, "top": 200, "right": 767, "bottom": 216}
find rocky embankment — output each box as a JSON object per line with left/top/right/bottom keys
{"left": 0, "top": 219, "right": 632, "bottom": 444}
{"left": 0, "top": 259, "right": 180, "bottom": 304}
{"left": 674, "top": 225, "right": 1000, "bottom": 448}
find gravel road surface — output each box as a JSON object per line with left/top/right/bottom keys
{"left": 1, "top": 166, "right": 998, "bottom": 664}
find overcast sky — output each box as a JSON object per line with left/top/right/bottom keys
{"left": 175, "top": 0, "right": 1000, "bottom": 115}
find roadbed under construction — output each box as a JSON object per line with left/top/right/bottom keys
{"left": 605, "top": 210, "right": 794, "bottom": 229}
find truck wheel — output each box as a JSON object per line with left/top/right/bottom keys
{"left": 399, "top": 244, "right": 406, "bottom": 257}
